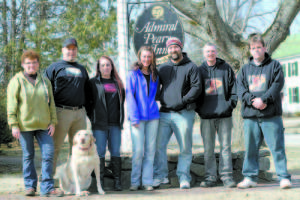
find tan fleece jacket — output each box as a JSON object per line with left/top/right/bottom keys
{"left": 7, "top": 71, "right": 57, "bottom": 131}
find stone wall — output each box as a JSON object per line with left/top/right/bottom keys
{"left": 90, "top": 149, "right": 273, "bottom": 191}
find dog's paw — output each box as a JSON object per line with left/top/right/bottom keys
{"left": 81, "top": 191, "right": 90, "bottom": 196}
{"left": 75, "top": 190, "right": 90, "bottom": 197}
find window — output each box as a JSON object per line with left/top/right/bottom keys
{"left": 291, "top": 62, "right": 298, "bottom": 76}
{"left": 289, "top": 87, "right": 299, "bottom": 103}
{"left": 288, "top": 62, "right": 298, "bottom": 77}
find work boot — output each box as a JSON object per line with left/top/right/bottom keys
{"left": 111, "top": 156, "right": 122, "bottom": 191}
{"left": 100, "top": 157, "right": 105, "bottom": 188}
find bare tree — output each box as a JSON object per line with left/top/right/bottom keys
{"left": 171, "top": 0, "right": 299, "bottom": 68}
{"left": 1, "top": 0, "right": 9, "bottom": 80}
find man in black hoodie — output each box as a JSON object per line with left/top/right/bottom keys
{"left": 153, "top": 37, "right": 201, "bottom": 189}
{"left": 196, "top": 43, "right": 237, "bottom": 188}
{"left": 237, "top": 33, "right": 291, "bottom": 189}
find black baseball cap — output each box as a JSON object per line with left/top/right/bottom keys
{"left": 63, "top": 38, "right": 78, "bottom": 48}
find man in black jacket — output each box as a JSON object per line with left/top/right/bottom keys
{"left": 153, "top": 37, "right": 201, "bottom": 189}
{"left": 196, "top": 43, "right": 237, "bottom": 188}
{"left": 45, "top": 38, "right": 91, "bottom": 176}
{"left": 237, "top": 33, "right": 291, "bottom": 189}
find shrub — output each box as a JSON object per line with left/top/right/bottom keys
{"left": 0, "top": 85, "right": 13, "bottom": 145}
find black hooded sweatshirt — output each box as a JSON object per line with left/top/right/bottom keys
{"left": 196, "top": 58, "right": 237, "bottom": 119}
{"left": 237, "top": 53, "right": 284, "bottom": 118}
{"left": 158, "top": 52, "right": 201, "bottom": 112}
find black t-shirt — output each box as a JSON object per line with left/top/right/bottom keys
{"left": 143, "top": 73, "right": 150, "bottom": 95}
{"left": 45, "top": 60, "right": 89, "bottom": 107}
{"left": 101, "top": 78, "right": 120, "bottom": 126}
{"left": 24, "top": 72, "right": 37, "bottom": 85}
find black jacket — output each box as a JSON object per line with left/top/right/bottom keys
{"left": 196, "top": 58, "right": 237, "bottom": 119}
{"left": 158, "top": 53, "right": 201, "bottom": 112}
{"left": 87, "top": 76, "right": 125, "bottom": 130}
{"left": 237, "top": 53, "right": 284, "bottom": 118}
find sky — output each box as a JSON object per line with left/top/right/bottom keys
{"left": 247, "top": 0, "right": 300, "bottom": 35}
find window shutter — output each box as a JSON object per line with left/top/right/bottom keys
{"left": 289, "top": 88, "right": 292, "bottom": 103}
{"left": 288, "top": 63, "right": 291, "bottom": 77}
{"left": 282, "top": 64, "right": 286, "bottom": 77}
{"left": 296, "top": 87, "right": 299, "bottom": 103}
{"left": 295, "top": 62, "right": 298, "bottom": 76}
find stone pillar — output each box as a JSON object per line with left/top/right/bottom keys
{"left": 117, "top": 0, "right": 131, "bottom": 153}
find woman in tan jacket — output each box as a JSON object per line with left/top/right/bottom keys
{"left": 7, "top": 50, "right": 63, "bottom": 197}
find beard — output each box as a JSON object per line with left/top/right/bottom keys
{"left": 169, "top": 51, "right": 181, "bottom": 61}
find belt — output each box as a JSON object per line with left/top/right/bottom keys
{"left": 56, "top": 105, "right": 84, "bottom": 110}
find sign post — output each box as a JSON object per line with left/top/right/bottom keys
{"left": 117, "top": 0, "right": 131, "bottom": 153}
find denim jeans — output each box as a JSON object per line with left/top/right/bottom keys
{"left": 130, "top": 119, "right": 159, "bottom": 186}
{"left": 243, "top": 116, "right": 291, "bottom": 182}
{"left": 93, "top": 126, "right": 121, "bottom": 158}
{"left": 201, "top": 117, "right": 233, "bottom": 182}
{"left": 154, "top": 109, "right": 195, "bottom": 183}
{"left": 19, "top": 129, "right": 54, "bottom": 195}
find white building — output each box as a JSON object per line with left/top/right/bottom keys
{"left": 273, "top": 34, "right": 300, "bottom": 114}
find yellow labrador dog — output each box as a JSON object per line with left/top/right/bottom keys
{"left": 54, "top": 130, "right": 105, "bottom": 196}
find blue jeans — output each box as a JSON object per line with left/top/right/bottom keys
{"left": 243, "top": 116, "right": 291, "bottom": 181}
{"left": 154, "top": 109, "right": 195, "bottom": 183}
{"left": 130, "top": 120, "right": 159, "bottom": 186}
{"left": 93, "top": 126, "right": 121, "bottom": 158}
{"left": 19, "top": 129, "right": 54, "bottom": 195}
{"left": 201, "top": 117, "right": 233, "bottom": 182}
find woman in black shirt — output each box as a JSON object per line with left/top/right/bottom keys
{"left": 88, "top": 56, "right": 125, "bottom": 191}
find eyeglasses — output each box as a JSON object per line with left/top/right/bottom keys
{"left": 24, "top": 61, "right": 39, "bottom": 65}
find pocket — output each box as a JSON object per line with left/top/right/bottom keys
{"left": 186, "top": 103, "right": 196, "bottom": 110}
{"left": 226, "top": 100, "right": 233, "bottom": 110}
{"left": 93, "top": 110, "right": 96, "bottom": 124}
{"left": 56, "top": 107, "right": 63, "bottom": 113}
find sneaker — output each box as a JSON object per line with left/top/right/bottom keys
{"left": 223, "top": 178, "right": 236, "bottom": 188}
{"left": 180, "top": 180, "right": 190, "bottom": 189}
{"left": 161, "top": 177, "right": 169, "bottom": 184}
{"left": 280, "top": 179, "right": 292, "bottom": 189}
{"left": 25, "top": 188, "right": 35, "bottom": 196}
{"left": 153, "top": 177, "right": 169, "bottom": 187}
{"left": 129, "top": 185, "right": 139, "bottom": 191}
{"left": 143, "top": 185, "right": 154, "bottom": 191}
{"left": 237, "top": 178, "right": 257, "bottom": 189}
{"left": 40, "top": 189, "right": 64, "bottom": 197}
{"left": 200, "top": 180, "right": 217, "bottom": 187}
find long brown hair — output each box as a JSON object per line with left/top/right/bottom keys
{"left": 96, "top": 55, "right": 124, "bottom": 101}
{"left": 134, "top": 46, "right": 158, "bottom": 82}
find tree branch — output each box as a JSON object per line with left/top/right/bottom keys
{"left": 264, "top": 0, "right": 300, "bottom": 54}
{"left": 229, "top": 0, "right": 240, "bottom": 26}
{"left": 170, "top": 0, "right": 205, "bottom": 26}
{"left": 239, "top": 0, "right": 254, "bottom": 33}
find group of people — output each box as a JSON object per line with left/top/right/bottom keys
{"left": 7, "top": 33, "right": 292, "bottom": 197}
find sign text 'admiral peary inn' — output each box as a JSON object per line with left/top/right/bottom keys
{"left": 133, "top": 4, "right": 184, "bottom": 65}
